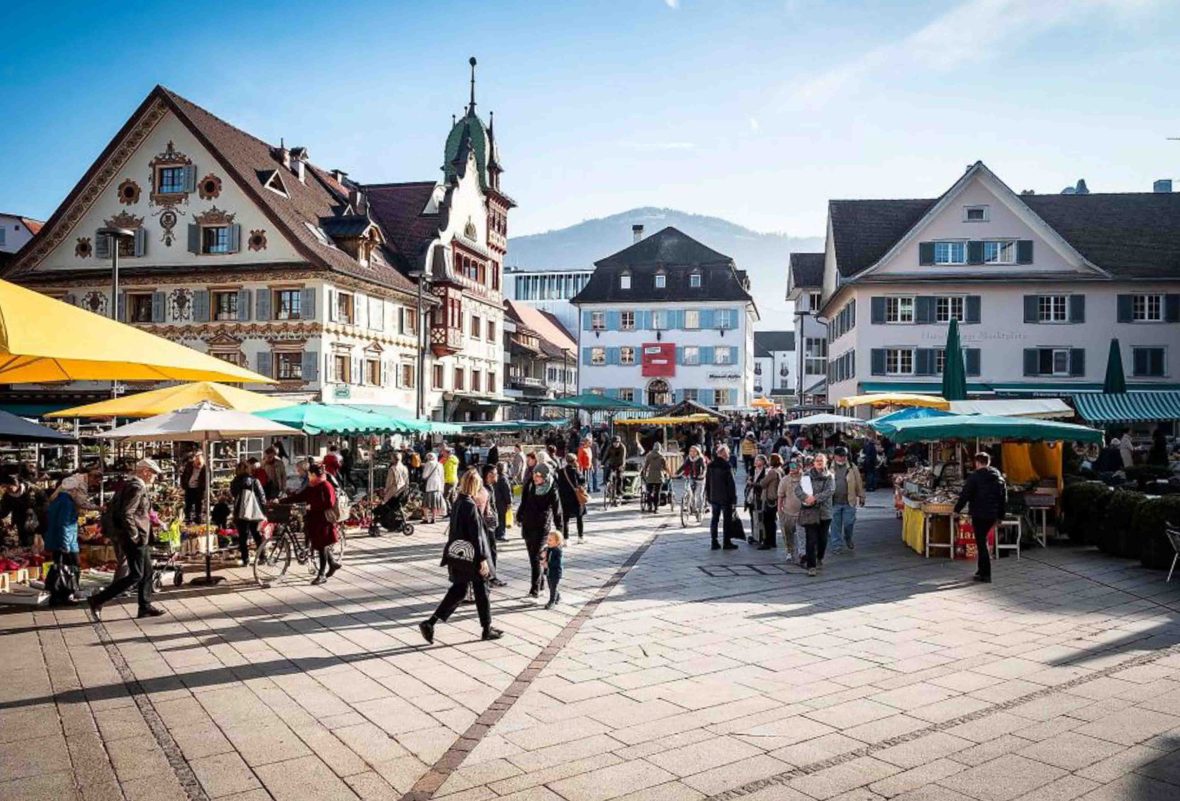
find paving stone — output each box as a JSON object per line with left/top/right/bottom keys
{"left": 1017, "top": 732, "right": 1125, "bottom": 771}
{"left": 1073, "top": 708, "right": 1180, "bottom": 746}
{"left": 938, "top": 754, "right": 1066, "bottom": 801}
{"left": 547, "top": 759, "right": 677, "bottom": 801}
{"left": 255, "top": 754, "right": 361, "bottom": 800}
{"left": 788, "top": 756, "right": 900, "bottom": 800}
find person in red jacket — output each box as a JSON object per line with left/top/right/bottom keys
{"left": 278, "top": 464, "right": 341, "bottom": 585}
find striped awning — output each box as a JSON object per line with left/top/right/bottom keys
{"left": 1072, "top": 392, "right": 1180, "bottom": 424}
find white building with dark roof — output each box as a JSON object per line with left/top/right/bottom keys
{"left": 571, "top": 226, "right": 759, "bottom": 409}
{"left": 753, "top": 331, "right": 796, "bottom": 403}
{"left": 786, "top": 252, "right": 829, "bottom": 407}
{"left": 812, "top": 161, "right": 1180, "bottom": 410}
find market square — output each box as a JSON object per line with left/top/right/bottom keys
{"left": 3, "top": 2, "right": 1180, "bottom": 800}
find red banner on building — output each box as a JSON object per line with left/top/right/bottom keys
{"left": 641, "top": 342, "right": 676, "bottom": 377}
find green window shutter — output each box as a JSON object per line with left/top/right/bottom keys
{"left": 915, "top": 296, "right": 935, "bottom": 324}
{"left": 915, "top": 349, "right": 934, "bottom": 376}
{"left": 871, "top": 349, "right": 886, "bottom": 376}
{"left": 152, "top": 291, "right": 166, "bottom": 323}
{"left": 918, "top": 242, "right": 935, "bottom": 266}
{"left": 967, "top": 241, "right": 984, "bottom": 265}
{"left": 966, "top": 349, "right": 981, "bottom": 376}
{"left": 1133, "top": 348, "right": 1148, "bottom": 377}
{"left": 1023, "top": 349, "right": 1038, "bottom": 376}
{"left": 301, "top": 350, "right": 318, "bottom": 382}
{"left": 256, "top": 351, "right": 272, "bottom": 379}
{"left": 256, "top": 289, "right": 271, "bottom": 321}
{"left": 1016, "top": 240, "right": 1034, "bottom": 264}
{"left": 1069, "top": 295, "right": 1085, "bottom": 324}
{"left": 1069, "top": 348, "right": 1085, "bottom": 377}
{"left": 1166, "top": 294, "right": 1180, "bottom": 323}
{"left": 870, "top": 297, "right": 885, "bottom": 324}
{"left": 1023, "top": 296, "right": 1038, "bottom": 324}
{"left": 300, "top": 288, "right": 316, "bottom": 320}
{"left": 1117, "top": 295, "right": 1133, "bottom": 323}
{"left": 965, "top": 296, "right": 981, "bottom": 324}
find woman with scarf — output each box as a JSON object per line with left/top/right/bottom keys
{"left": 556, "top": 454, "right": 586, "bottom": 542}
{"left": 44, "top": 470, "right": 96, "bottom": 605}
{"left": 517, "top": 462, "right": 563, "bottom": 598}
{"left": 277, "top": 463, "right": 340, "bottom": 585}
{"left": 795, "top": 452, "right": 834, "bottom": 577}
{"left": 419, "top": 468, "right": 501, "bottom": 643}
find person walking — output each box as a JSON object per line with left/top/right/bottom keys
{"left": 577, "top": 437, "right": 595, "bottom": 492}
{"left": 861, "top": 437, "right": 880, "bottom": 492}
{"left": 374, "top": 452, "right": 409, "bottom": 536}
{"left": 45, "top": 471, "right": 96, "bottom": 605}
{"left": 777, "top": 458, "right": 805, "bottom": 564}
{"left": 517, "top": 463, "right": 563, "bottom": 598}
{"left": 419, "top": 469, "right": 502, "bottom": 643}
{"left": 557, "top": 454, "right": 586, "bottom": 542}
{"left": 641, "top": 443, "right": 667, "bottom": 512}
{"left": 603, "top": 435, "right": 626, "bottom": 496}
{"left": 705, "top": 444, "right": 739, "bottom": 550}
{"left": 758, "top": 454, "right": 783, "bottom": 550}
{"left": 828, "top": 446, "right": 865, "bottom": 554}
{"left": 506, "top": 444, "right": 526, "bottom": 486}
{"left": 230, "top": 461, "right": 267, "bottom": 566}
{"left": 953, "top": 452, "right": 1007, "bottom": 584}
{"left": 277, "top": 463, "right": 340, "bottom": 585}
{"left": 440, "top": 447, "right": 460, "bottom": 514}
{"left": 796, "top": 452, "right": 834, "bottom": 577}
{"left": 180, "top": 451, "right": 209, "bottom": 524}
{"left": 421, "top": 452, "right": 445, "bottom": 524}
{"left": 88, "top": 459, "right": 167, "bottom": 620}
{"left": 740, "top": 433, "right": 758, "bottom": 476}
{"left": 322, "top": 444, "right": 342, "bottom": 479}
{"left": 480, "top": 464, "right": 509, "bottom": 588}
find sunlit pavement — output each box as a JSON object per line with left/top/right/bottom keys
{"left": 4, "top": 489, "right": 1180, "bottom": 801}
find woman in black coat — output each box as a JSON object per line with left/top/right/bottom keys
{"left": 229, "top": 461, "right": 267, "bottom": 566}
{"left": 556, "top": 454, "right": 586, "bottom": 543}
{"left": 517, "top": 463, "right": 563, "bottom": 598}
{"left": 704, "top": 444, "right": 738, "bottom": 550}
{"left": 420, "top": 469, "right": 501, "bottom": 643}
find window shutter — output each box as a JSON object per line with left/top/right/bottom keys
{"left": 966, "top": 349, "right": 981, "bottom": 376}
{"left": 1152, "top": 349, "right": 1165, "bottom": 377}
{"left": 352, "top": 356, "right": 363, "bottom": 385}
{"left": 1116, "top": 294, "right": 1133, "bottom": 323}
{"left": 581, "top": 347, "right": 591, "bottom": 366}
{"left": 183, "top": 165, "right": 197, "bottom": 193}
{"left": 256, "top": 351, "right": 272, "bottom": 379}
{"left": 1133, "top": 348, "right": 1148, "bottom": 377}
{"left": 302, "top": 350, "right": 318, "bottom": 382}
{"left": 607, "top": 311, "right": 620, "bottom": 330}
{"left": 228, "top": 224, "right": 241, "bottom": 254}
{"left": 1069, "top": 348, "right": 1085, "bottom": 377}
{"left": 1016, "top": 240, "right": 1034, "bottom": 264}
{"left": 607, "top": 347, "right": 618, "bottom": 366}
{"left": 193, "top": 290, "right": 210, "bottom": 322}
{"left": 1023, "top": 349, "right": 1038, "bottom": 376}
{"left": 582, "top": 311, "right": 592, "bottom": 330}
{"left": 187, "top": 224, "right": 200, "bottom": 254}
{"left": 116, "top": 291, "right": 126, "bottom": 322}
{"left": 675, "top": 347, "right": 684, "bottom": 365}
{"left": 850, "top": 351, "right": 856, "bottom": 378}
{"left": 701, "top": 346, "right": 715, "bottom": 365}
{"left": 95, "top": 231, "right": 110, "bottom": 259}
{"left": 256, "top": 288, "right": 271, "bottom": 321}
{"left": 669, "top": 309, "right": 683, "bottom": 330}
{"left": 915, "top": 349, "right": 934, "bottom": 376}
{"left": 870, "top": 297, "right": 885, "bottom": 324}
{"left": 870, "top": 349, "right": 886, "bottom": 376}
{"left": 325, "top": 354, "right": 335, "bottom": 383}
{"left": 1069, "top": 295, "right": 1085, "bottom": 324}
{"left": 1023, "top": 295, "right": 1038, "bottom": 324}
{"left": 700, "top": 309, "right": 715, "bottom": 329}
{"left": 729, "top": 346, "right": 739, "bottom": 364}
{"left": 355, "top": 293, "right": 368, "bottom": 329}
{"left": 133, "top": 228, "right": 147, "bottom": 257}
{"left": 915, "top": 296, "right": 935, "bottom": 324}
{"left": 967, "top": 240, "right": 984, "bottom": 265}
{"left": 849, "top": 299, "right": 856, "bottom": 328}
{"left": 301, "top": 287, "right": 316, "bottom": 320}
{"left": 1166, "top": 294, "right": 1180, "bottom": 323}
{"left": 965, "top": 296, "right": 981, "bottom": 324}
{"left": 918, "top": 242, "right": 935, "bottom": 266}
{"left": 327, "top": 289, "right": 338, "bottom": 322}
{"left": 604, "top": 388, "right": 618, "bottom": 399}
{"left": 152, "top": 291, "right": 165, "bottom": 323}
{"left": 237, "top": 289, "right": 251, "bottom": 321}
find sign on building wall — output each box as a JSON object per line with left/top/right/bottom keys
{"left": 641, "top": 343, "right": 676, "bottom": 377}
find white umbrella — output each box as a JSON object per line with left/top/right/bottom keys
{"left": 101, "top": 402, "right": 298, "bottom": 584}
{"left": 788, "top": 413, "right": 870, "bottom": 427}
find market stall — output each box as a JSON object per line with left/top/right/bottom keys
{"left": 887, "top": 414, "right": 1102, "bottom": 557}
{"left": 613, "top": 412, "right": 716, "bottom": 474}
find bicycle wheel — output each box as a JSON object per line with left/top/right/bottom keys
{"left": 330, "top": 529, "right": 346, "bottom": 563}
{"left": 680, "top": 492, "right": 689, "bottom": 527}
{"left": 254, "top": 536, "right": 292, "bottom": 585}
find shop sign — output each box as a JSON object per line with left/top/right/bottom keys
{"left": 333, "top": 385, "right": 351, "bottom": 400}
{"left": 707, "top": 371, "right": 742, "bottom": 382}
{"left": 641, "top": 342, "right": 676, "bottom": 377}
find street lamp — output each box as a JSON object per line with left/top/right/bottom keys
{"left": 408, "top": 268, "right": 430, "bottom": 419}
{"left": 97, "top": 226, "right": 135, "bottom": 399}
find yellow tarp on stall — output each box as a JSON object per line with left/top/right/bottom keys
{"left": 838, "top": 392, "right": 950, "bottom": 410}
{"left": 615, "top": 413, "right": 715, "bottom": 426}
{"left": 0, "top": 279, "right": 272, "bottom": 384}
{"left": 1001, "top": 442, "right": 1063, "bottom": 490}
{"left": 47, "top": 381, "right": 288, "bottom": 419}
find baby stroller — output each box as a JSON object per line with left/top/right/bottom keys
{"left": 619, "top": 457, "right": 644, "bottom": 503}
{"left": 370, "top": 493, "right": 415, "bottom": 537}
{"left": 149, "top": 529, "right": 185, "bottom": 590}
{"left": 641, "top": 475, "right": 673, "bottom": 513}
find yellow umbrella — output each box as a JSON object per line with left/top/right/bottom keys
{"left": 751, "top": 397, "right": 776, "bottom": 409}
{"left": 837, "top": 392, "right": 950, "bottom": 410}
{"left": 46, "top": 381, "right": 289, "bottom": 419}
{"left": 0, "top": 279, "right": 272, "bottom": 384}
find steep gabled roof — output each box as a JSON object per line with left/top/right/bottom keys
{"left": 7, "top": 86, "right": 415, "bottom": 295}
{"left": 504, "top": 299, "right": 576, "bottom": 353}
{"left": 572, "top": 226, "right": 754, "bottom": 305}
{"left": 364, "top": 182, "right": 440, "bottom": 269}
{"left": 827, "top": 199, "right": 936, "bottom": 278}
{"left": 754, "top": 331, "right": 795, "bottom": 357}
{"left": 788, "top": 252, "right": 825, "bottom": 289}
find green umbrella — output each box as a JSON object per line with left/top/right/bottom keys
{"left": 940, "top": 319, "right": 968, "bottom": 401}
{"left": 540, "top": 392, "right": 651, "bottom": 411}
{"left": 1102, "top": 338, "right": 1127, "bottom": 394}
{"left": 343, "top": 404, "right": 462, "bottom": 435}
{"left": 257, "top": 402, "right": 411, "bottom": 435}
{"left": 887, "top": 414, "right": 1103, "bottom": 445}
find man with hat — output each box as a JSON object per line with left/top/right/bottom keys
{"left": 88, "top": 459, "right": 167, "bottom": 621}
{"left": 829, "top": 446, "right": 865, "bottom": 554}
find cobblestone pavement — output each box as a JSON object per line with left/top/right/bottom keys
{"left": 4, "top": 491, "right": 1180, "bottom": 801}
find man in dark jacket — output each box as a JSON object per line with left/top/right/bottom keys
{"left": 704, "top": 444, "right": 739, "bottom": 550}
{"left": 489, "top": 463, "right": 512, "bottom": 543}
{"left": 954, "top": 452, "right": 1007, "bottom": 583}
{"left": 603, "top": 436, "right": 627, "bottom": 496}
{"left": 89, "top": 459, "right": 167, "bottom": 620}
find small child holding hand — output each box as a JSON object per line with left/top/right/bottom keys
{"left": 541, "top": 529, "right": 564, "bottom": 609}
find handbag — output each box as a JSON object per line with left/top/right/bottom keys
{"left": 562, "top": 468, "right": 589, "bottom": 508}
{"left": 725, "top": 509, "right": 745, "bottom": 541}
{"left": 236, "top": 479, "right": 266, "bottom": 522}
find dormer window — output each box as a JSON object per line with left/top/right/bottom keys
{"left": 963, "top": 205, "right": 989, "bottom": 222}
{"left": 264, "top": 171, "right": 288, "bottom": 197}
{"left": 654, "top": 272, "right": 667, "bottom": 289}
{"left": 689, "top": 272, "right": 702, "bottom": 288}
{"left": 620, "top": 272, "right": 631, "bottom": 290}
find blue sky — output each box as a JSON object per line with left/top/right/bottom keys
{"left": 2, "top": 0, "right": 1178, "bottom": 240}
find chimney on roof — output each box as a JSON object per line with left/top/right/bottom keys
{"left": 1154, "top": 179, "right": 1173, "bottom": 193}
{"left": 632, "top": 224, "right": 644, "bottom": 243}
{"left": 277, "top": 139, "right": 291, "bottom": 169}
{"left": 332, "top": 169, "right": 348, "bottom": 184}
{"left": 348, "top": 187, "right": 367, "bottom": 215}
{"left": 289, "top": 146, "right": 308, "bottom": 182}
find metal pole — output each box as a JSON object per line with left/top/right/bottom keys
{"left": 416, "top": 276, "right": 425, "bottom": 419}
{"left": 111, "top": 236, "right": 120, "bottom": 399}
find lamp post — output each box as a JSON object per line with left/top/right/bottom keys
{"left": 409, "top": 268, "right": 429, "bottom": 419}
{"left": 98, "top": 227, "right": 135, "bottom": 399}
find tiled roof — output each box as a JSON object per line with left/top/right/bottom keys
{"left": 20, "top": 218, "right": 43, "bottom": 235}
{"left": 827, "top": 199, "right": 936, "bottom": 278}
{"left": 754, "top": 331, "right": 795, "bottom": 357}
{"left": 364, "top": 182, "right": 440, "bottom": 270}
{"left": 572, "top": 227, "right": 753, "bottom": 305}
{"left": 504, "top": 299, "right": 576, "bottom": 353}
{"left": 788, "top": 252, "right": 825, "bottom": 289}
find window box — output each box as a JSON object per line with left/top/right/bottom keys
{"left": 682, "top": 346, "right": 700, "bottom": 366}
{"left": 964, "top": 205, "right": 988, "bottom": 222}
{"left": 983, "top": 240, "right": 1016, "bottom": 264}
{"left": 654, "top": 273, "right": 666, "bottom": 289}
{"left": 683, "top": 310, "right": 700, "bottom": 329}
{"left": 933, "top": 241, "right": 967, "bottom": 265}
{"left": 333, "top": 354, "right": 352, "bottom": 384}
{"left": 689, "top": 273, "right": 701, "bottom": 288}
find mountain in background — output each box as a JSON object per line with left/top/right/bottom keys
{"left": 506, "top": 207, "right": 824, "bottom": 326}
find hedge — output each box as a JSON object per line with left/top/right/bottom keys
{"left": 1099, "top": 489, "right": 1149, "bottom": 558}
{"left": 1060, "top": 482, "right": 1113, "bottom": 545}
{"left": 1136, "top": 496, "right": 1180, "bottom": 570}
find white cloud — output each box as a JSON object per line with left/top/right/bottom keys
{"left": 748, "top": 116, "right": 761, "bottom": 133}
{"left": 665, "top": 0, "right": 680, "bottom": 8}
{"left": 791, "top": 0, "right": 1157, "bottom": 105}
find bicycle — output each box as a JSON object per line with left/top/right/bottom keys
{"left": 680, "top": 478, "right": 705, "bottom": 528}
{"left": 603, "top": 470, "right": 622, "bottom": 509}
{"left": 253, "top": 504, "right": 346, "bottom": 586}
